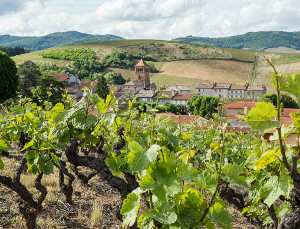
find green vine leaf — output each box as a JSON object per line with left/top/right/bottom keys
{"left": 146, "top": 145, "right": 161, "bottom": 163}
{"left": 121, "top": 192, "right": 140, "bottom": 227}
{"left": 260, "top": 171, "right": 293, "bottom": 207}
{"left": 254, "top": 148, "right": 281, "bottom": 170}
{"left": 209, "top": 202, "right": 233, "bottom": 229}
{"left": 38, "top": 156, "right": 54, "bottom": 175}
{"left": 221, "top": 163, "right": 249, "bottom": 188}
{"left": 0, "top": 156, "right": 3, "bottom": 170}
{"left": 291, "top": 111, "right": 300, "bottom": 133}
{"left": 193, "top": 171, "right": 217, "bottom": 191}
{"left": 137, "top": 212, "right": 154, "bottom": 229}
{"left": 127, "top": 141, "right": 147, "bottom": 173}
{"left": 0, "top": 140, "right": 10, "bottom": 152}
{"left": 148, "top": 208, "right": 177, "bottom": 224}
{"left": 245, "top": 102, "right": 280, "bottom": 133}
{"left": 278, "top": 72, "right": 300, "bottom": 102}
{"left": 22, "top": 138, "right": 37, "bottom": 151}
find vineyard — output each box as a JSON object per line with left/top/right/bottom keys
{"left": 0, "top": 66, "right": 300, "bottom": 228}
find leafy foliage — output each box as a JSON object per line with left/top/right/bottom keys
{"left": 0, "top": 46, "right": 26, "bottom": 56}
{"left": 101, "top": 50, "right": 134, "bottom": 69}
{"left": 0, "top": 51, "right": 19, "bottom": 103}
{"left": 40, "top": 48, "right": 96, "bottom": 61}
{"left": 18, "top": 60, "right": 41, "bottom": 98}
{"left": 0, "top": 31, "right": 124, "bottom": 51}
{"left": 32, "top": 75, "right": 66, "bottom": 105}
{"left": 173, "top": 31, "right": 300, "bottom": 51}
{"left": 187, "top": 95, "right": 219, "bottom": 118}
{"left": 259, "top": 93, "right": 299, "bottom": 108}
{"left": 104, "top": 72, "right": 126, "bottom": 85}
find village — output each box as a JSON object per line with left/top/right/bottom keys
{"left": 48, "top": 59, "right": 300, "bottom": 145}
{"left": 51, "top": 58, "right": 266, "bottom": 105}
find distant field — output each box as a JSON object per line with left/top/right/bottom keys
{"left": 11, "top": 39, "right": 300, "bottom": 95}
{"left": 226, "top": 48, "right": 263, "bottom": 62}
{"left": 157, "top": 60, "right": 252, "bottom": 84}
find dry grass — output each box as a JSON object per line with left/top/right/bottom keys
{"left": 155, "top": 59, "right": 252, "bottom": 84}
{"left": 0, "top": 153, "right": 122, "bottom": 229}
{"left": 90, "top": 200, "right": 104, "bottom": 227}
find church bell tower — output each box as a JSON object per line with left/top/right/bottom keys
{"left": 135, "top": 59, "right": 150, "bottom": 89}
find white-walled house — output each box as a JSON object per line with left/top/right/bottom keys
{"left": 195, "top": 83, "right": 216, "bottom": 96}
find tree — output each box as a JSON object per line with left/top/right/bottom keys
{"left": 94, "top": 73, "right": 109, "bottom": 99}
{"left": 32, "top": 75, "right": 65, "bottom": 105}
{"left": 104, "top": 72, "right": 126, "bottom": 85}
{"left": 0, "top": 51, "right": 19, "bottom": 103}
{"left": 18, "top": 60, "right": 41, "bottom": 98}
{"left": 187, "top": 95, "right": 219, "bottom": 118}
{"left": 164, "top": 102, "right": 185, "bottom": 115}
{"left": 259, "top": 93, "right": 299, "bottom": 108}
{"left": 147, "top": 62, "right": 159, "bottom": 73}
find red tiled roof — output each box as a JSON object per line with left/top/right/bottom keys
{"left": 230, "top": 85, "right": 247, "bottom": 90}
{"left": 135, "top": 59, "right": 148, "bottom": 67}
{"left": 281, "top": 108, "right": 300, "bottom": 117}
{"left": 221, "top": 101, "right": 257, "bottom": 109}
{"left": 226, "top": 115, "right": 240, "bottom": 121}
{"left": 50, "top": 74, "right": 68, "bottom": 82}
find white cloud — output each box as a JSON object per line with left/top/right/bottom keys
{"left": 1, "top": 0, "right": 300, "bottom": 39}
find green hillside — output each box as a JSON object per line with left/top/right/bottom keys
{"left": 173, "top": 31, "right": 300, "bottom": 51}
{"left": 12, "top": 39, "right": 300, "bottom": 94}
{"left": 0, "top": 31, "right": 124, "bottom": 51}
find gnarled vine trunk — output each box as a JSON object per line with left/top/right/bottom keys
{"left": 279, "top": 155, "right": 300, "bottom": 229}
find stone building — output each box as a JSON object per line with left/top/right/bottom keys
{"left": 245, "top": 85, "right": 267, "bottom": 100}
{"left": 135, "top": 59, "right": 150, "bottom": 89}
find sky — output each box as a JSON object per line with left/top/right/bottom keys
{"left": 1, "top": 0, "right": 300, "bottom": 40}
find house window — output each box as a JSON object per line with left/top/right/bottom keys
{"left": 248, "top": 92, "right": 250, "bottom": 94}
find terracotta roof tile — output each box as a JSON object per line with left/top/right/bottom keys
{"left": 221, "top": 101, "right": 257, "bottom": 109}
{"left": 281, "top": 108, "right": 300, "bottom": 117}
{"left": 230, "top": 85, "right": 247, "bottom": 90}
{"left": 214, "top": 83, "right": 231, "bottom": 89}
{"left": 50, "top": 74, "right": 69, "bottom": 82}
{"left": 135, "top": 59, "right": 148, "bottom": 67}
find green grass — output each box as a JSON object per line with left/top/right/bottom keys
{"left": 270, "top": 53, "right": 300, "bottom": 65}
{"left": 225, "top": 48, "right": 264, "bottom": 62}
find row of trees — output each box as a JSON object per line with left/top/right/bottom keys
{"left": 0, "top": 46, "right": 26, "bottom": 56}
{"left": 175, "top": 31, "right": 300, "bottom": 51}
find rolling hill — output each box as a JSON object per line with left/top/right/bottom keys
{"left": 12, "top": 39, "right": 300, "bottom": 94}
{"left": 0, "top": 31, "right": 124, "bottom": 51}
{"left": 173, "top": 31, "right": 300, "bottom": 51}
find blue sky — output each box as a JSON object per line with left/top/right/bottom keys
{"left": 1, "top": 0, "right": 300, "bottom": 40}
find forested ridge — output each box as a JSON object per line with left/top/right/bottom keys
{"left": 173, "top": 31, "right": 300, "bottom": 51}
{"left": 0, "top": 31, "right": 124, "bottom": 51}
